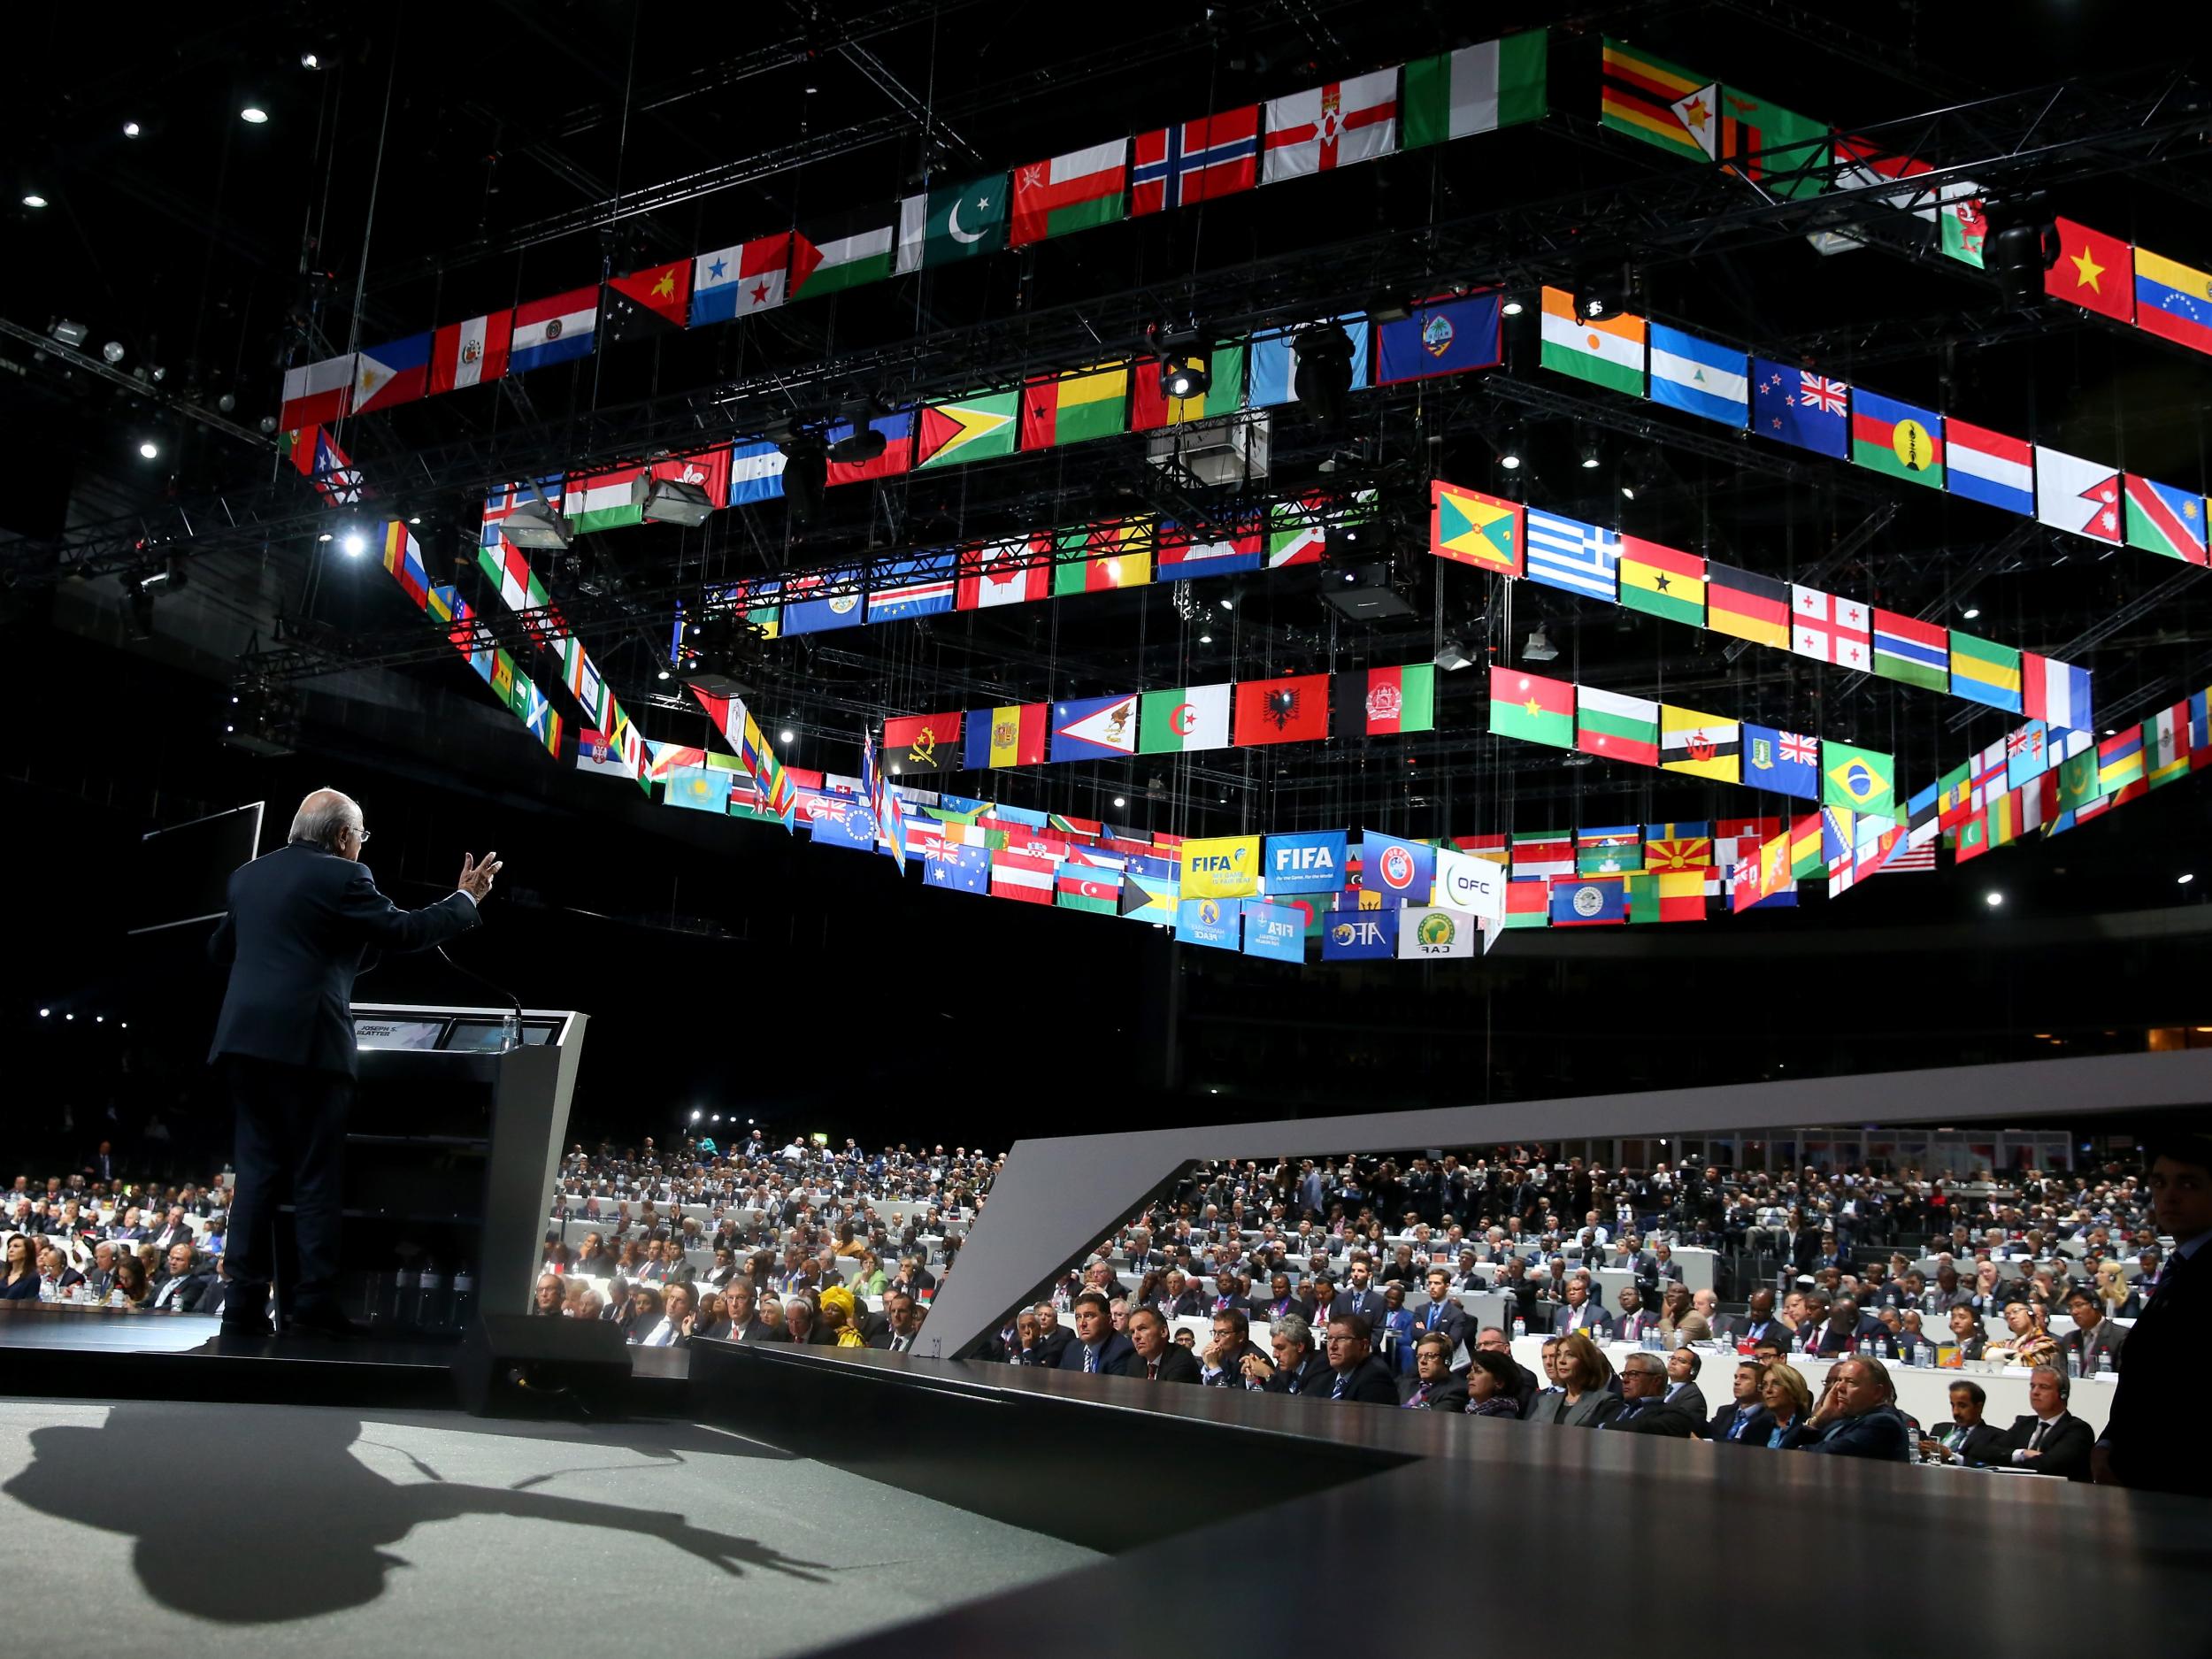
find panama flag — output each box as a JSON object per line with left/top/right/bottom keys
{"left": 1945, "top": 419, "right": 2035, "bottom": 517}
{"left": 690, "top": 233, "right": 813, "bottom": 326}
{"left": 279, "top": 353, "right": 355, "bottom": 430}
{"left": 2122, "top": 472, "right": 2209, "bottom": 565}
{"left": 1263, "top": 69, "right": 1398, "bottom": 181}
{"left": 429, "top": 311, "right": 513, "bottom": 395}
{"left": 509, "top": 285, "right": 598, "bottom": 374}
{"left": 2034, "top": 445, "right": 2124, "bottom": 543}
{"left": 1789, "top": 586, "right": 1870, "bottom": 669}
{"left": 956, "top": 535, "right": 1051, "bottom": 610}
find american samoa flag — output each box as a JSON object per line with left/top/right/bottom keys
{"left": 1130, "top": 108, "right": 1260, "bottom": 214}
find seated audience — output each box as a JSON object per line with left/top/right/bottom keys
{"left": 1999, "top": 1365, "right": 2094, "bottom": 1480}
{"left": 1602, "top": 1351, "right": 1701, "bottom": 1436}
{"left": 1398, "top": 1333, "right": 1469, "bottom": 1410}
{"left": 1462, "top": 1349, "right": 1523, "bottom": 1418}
{"left": 1708, "top": 1361, "right": 1774, "bottom": 1443}
{"left": 1120, "top": 1307, "right": 1200, "bottom": 1382}
{"left": 1529, "top": 1333, "right": 1619, "bottom": 1427}
{"left": 1776, "top": 1357, "right": 1913, "bottom": 1460}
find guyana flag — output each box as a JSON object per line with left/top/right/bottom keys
{"left": 1432, "top": 480, "right": 1523, "bottom": 575}
{"left": 1019, "top": 362, "right": 1129, "bottom": 449}
{"left": 915, "top": 391, "right": 1020, "bottom": 469}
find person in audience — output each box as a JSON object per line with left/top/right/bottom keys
{"left": 1372, "top": 1281, "right": 1417, "bottom": 1374}
{"left": 1758, "top": 1363, "right": 1813, "bottom": 1446}
{"left": 2059, "top": 1286, "right": 2125, "bottom": 1373}
{"left": 1551, "top": 1271, "right": 1613, "bottom": 1340}
{"left": 1656, "top": 1279, "right": 1696, "bottom": 1339}
{"left": 638, "top": 1284, "right": 693, "bottom": 1347}
{"left": 1030, "top": 1302, "right": 1072, "bottom": 1367}
{"left": 1414, "top": 1268, "right": 1467, "bottom": 1352}
{"left": 574, "top": 1233, "right": 617, "bottom": 1276}
{"left": 1731, "top": 1288, "right": 1789, "bottom": 1349}
{"left": 784, "top": 1295, "right": 825, "bottom": 1346}
{"left": 1663, "top": 1345, "right": 1702, "bottom": 1408}
{"left": 37, "top": 1245, "right": 84, "bottom": 1300}
{"left": 1263, "top": 1274, "right": 1300, "bottom": 1321}
{"left": 2001, "top": 1365, "right": 2093, "bottom": 1479}
{"left": 1057, "top": 1290, "right": 1135, "bottom": 1376}
{"left": 816, "top": 1285, "right": 873, "bottom": 1348}
{"left": 1316, "top": 1312, "right": 1398, "bottom": 1404}
{"left": 1462, "top": 1349, "right": 1523, "bottom": 1418}
{"left": 1399, "top": 1333, "right": 1470, "bottom": 1410}
{"left": 1248, "top": 1314, "right": 1331, "bottom": 1396}
{"left": 82, "top": 1241, "right": 119, "bottom": 1302}
{"left": 1301, "top": 1272, "right": 1340, "bottom": 1331}
{"left": 571, "top": 1286, "right": 604, "bottom": 1321}
{"left": 532, "top": 1273, "right": 565, "bottom": 1316}
{"left": 1616, "top": 1284, "right": 1657, "bottom": 1343}
{"left": 1120, "top": 1307, "right": 1200, "bottom": 1382}
{"left": 1156, "top": 1269, "right": 1201, "bottom": 1319}
{"left": 111, "top": 1256, "right": 150, "bottom": 1309}
{"left": 1602, "top": 1352, "right": 1701, "bottom": 1436}
{"left": 1944, "top": 1302, "right": 1986, "bottom": 1362}
{"left": 1201, "top": 1310, "right": 1269, "bottom": 1388}
{"left": 1988, "top": 1301, "right": 2060, "bottom": 1369}
{"left": 726, "top": 1284, "right": 782, "bottom": 1343}
{"left": 1530, "top": 1333, "right": 1619, "bottom": 1427}
{"left": 2093, "top": 1261, "right": 2141, "bottom": 1321}
{"left": 620, "top": 1285, "right": 664, "bottom": 1344}
{"left": 1708, "top": 1361, "right": 1774, "bottom": 1443}
{"left": 149, "top": 1243, "right": 210, "bottom": 1312}
{"left": 1920, "top": 1379, "right": 2009, "bottom": 1465}
{"left": 1337, "top": 1256, "right": 1385, "bottom": 1325}
{"left": 2, "top": 1235, "right": 42, "bottom": 1300}
{"left": 691, "top": 1291, "right": 732, "bottom": 1341}
{"left": 868, "top": 1290, "right": 925, "bottom": 1354}
{"left": 1472, "top": 1325, "right": 1540, "bottom": 1417}
{"left": 1776, "top": 1357, "right": 1912, "bottom": 1460}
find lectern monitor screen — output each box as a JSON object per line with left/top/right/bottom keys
{"left": 128, "top": 803, "right": 265, "bottom": 934}
{"left": 355, "top": 1018, "right": 446, "bottom": 1051}
{"left": 443, "top": 1019, "right": 515, "bottom": 1053}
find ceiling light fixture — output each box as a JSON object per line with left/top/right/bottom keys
{"left": 240, "top": 105, "right": 269, "bottom": 125}
{"left": 780, "top": 730, "right": 795, "bottom": 744}
{"left": 341, "top": 529, "right": 366, "bottom": 557}
{"left": 1985, "top": 891, "right": 2004, "bottom": 908}
{"left": 1962, "top": 605, "right": 1981, "bottom": 619}
{"left": 137, "top": 439, "right": 158, "bottom": 459}
{"left": 21, "top": 193, "right": 48, "bottom": 209}
{"left": 1501, "top": 296, "right": 1525, "bottom": 317}
{"left": 123, "top": 120, "right": 142, "bottom": 138}
{"left": 1523, "top": 626, "right": 1558, "bottom": 663}
{"left": 1497, "top": 427, "right": 1524, "bottom": 470}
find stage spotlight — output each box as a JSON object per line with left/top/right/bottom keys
{"left": 1113, "top": 795, "right": 1127, "bottom": 808}
{"left": 2178, "top": 872, "right": 2195, "bottom": 885}
{"left": 1291, "top": 325, "right": 1355, "bottom": 423}
{"left": 123, "top": 120, "right": 142, "bottom": 138}
{"left": 1434, "top": 635, "right": 1478, "bottom": 672}
{"left": 301, "top": 50, "right": 320, "bottom": 69}
{"left": 1501, "top": 295, "right": 1525, "bottom": 317}
{"left": 1984, "top": 202, "right": 2060, "bottom": 306}
{"left": 341, "top": 529, "right": 366, "bottom": 557}
{"left": 49, "top": 319, "right": 87, "bottom": 347}
{"left": 1985, "top": 891, "right": 2005, "bottom": 908}
{"left": 1497, "top": 428, "right": 1524, "bottom": 471}
{"left": 636, "top": 473, "right": 715, "bottom": 526}
{"left": 779, "top": 434, "right": 828, "bottom": 527}
{"left": 656, "top": 664, "right": 672, "bottom": 681}
{"left": 103, "top": 341, "right": 126, "bottom": 365}
{"left": 137, "top": 439, "right": 158, "bottom": 460}
{"left": 826, "top": 425, "right": 887, "bottom": 465}
{"left": 38, "top": 1009, "right": 48, "bottom": 1018}
{"left": 780, "top": 729, "right": 795, "bottom": 744}
{"left": 1578, "top": 431, "right": 1602, "bottom": 470}
{"left": 241, "top": 105, "right": 269, "bottom": 125}
{"left": 1523, "top": 626, "right": 1558, "bottom": 663}
{"left": 1962, "top": 604, "right": 1981, "bottom": 619}
{"left": 499, "top": 498, "right": 572, "bottom": 551}
{"left": 1198, "top": 626, "right": 1214, "bottom": 643}
{"left": 22, "top": 194, "right": 48, "bottom": 209}
{"left": 1160, "top": 351, "right": 1210, "bottom": 400}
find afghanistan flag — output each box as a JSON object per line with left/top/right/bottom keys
{"left": 1333, "top": 665, "right": 1436, "bottom": 736}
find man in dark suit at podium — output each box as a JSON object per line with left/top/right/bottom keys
{"left": 208, "top": 788, "right": 498, "bottom": 1339}
{"left": 2097, "top": 1136, "right": 2212, "bottom": 1496}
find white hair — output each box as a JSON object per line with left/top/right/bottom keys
{"left": 288, "top": 790, "right": 359, "bottom": 849}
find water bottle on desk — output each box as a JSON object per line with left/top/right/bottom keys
{"left": 2097, "top": 1349, "right": 2113, "bottom": 1378}
{"left": 1511, "top": 1316, "right": 1525, "bottom": 1340}
{"left": 450, "top": 1264, "right": 476, "bottom": 1329}
{"left": 417, "top": 1262, "right": 448, "bottom": 1332}
{"left": 501, "top": 1007, "right": 521, "bottom": 1053}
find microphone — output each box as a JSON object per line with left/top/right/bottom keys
{"left": 435, "top": 945, "right": 525, "bottom": 1050}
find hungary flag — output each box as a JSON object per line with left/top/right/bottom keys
{"left": 1020, "top": 362, "right": 1128, "bottom": 449}
{"left": 895, "top": 175, "right": 1009, "bottom": 272}
{"left": 1010, "top": 140, "right": 1128, "bottom": 247}
{"left": 916, "top": 391, "right": 1019, "bottom": 470}
{"left": 792, "top": 208, "right": 896, "bottom": 299}
{"left": 567, "top": 465, "right": 644, "bottom": 534}
{"left": 1489, "top": 665, "right": 1574, "bottom": 749}
{"left": 1138, "top": 683, "right": 1232, "bottom": 753}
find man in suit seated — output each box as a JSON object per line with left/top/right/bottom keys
{"left": 1199, "top": 1309, "right": 1270, "bottom": 1388}
{"left": 1317, "top": 1312, "right": 1401, "bottom": 1404}
{"left": 1706, "top": 1360, "right": 1775, "bottom": 1443}
{"left": 1246, "top": 1314, "right": 1333, "bottom": 1396}
{"left": 1412, "top": 1268, "right": 1467, "bottom": 1353}
{"left": 1601, "top": 1351, "right": 1703, "bottom": 1436}
{"left": 1030, "top": 1302, "right": 1073, "bottom": 1368}
{"left": 726, "top": 1284, "right": 787, "bottom": 1343}
{"left": 1999, "top": 1365, "right": 2095, "bottom": 1479}
{"left": 1471, "top": 1325, "right": 1542, "bottom": 1417}
{"left": 1156, "top": 1270, "right": 1202, "bottom": 1319}
{"left": 1776, "top": 1356, "right": 1914, "bottom": 1460}
{"left": 1615, "top": 1285, "right": 1659, "bottom": 1345}
{"left": 1550, "top": 1271, "right": 1614, "bottom": 1340}
{"left": 1919, "top": 1379, "right": 2010, "bottom": 1466}
{"left": 2058, "top": 1286, "right": 2125, "bottom": 1374}
{"left": 1206, "top": 1274, "right": 1253, "bottom": 1316}
{"left": 1118, "top": 1307, "right": 1201, "bottom": 1382}
{"left": 1056, "top": 1290, "right": 1136, "bottom": 1376}
{"left": 1398, "top": 1333, "right": 1471, "bottom": 1411}
{"left": 81, "top": 1241, "right": 120, "bottom": 1303}
{"left": 867, "top": 1289, "right": 926, "bottom": 1354}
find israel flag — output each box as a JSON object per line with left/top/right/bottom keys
{"left": 1524, "top": 509, "right": 1622, "bottom": 603}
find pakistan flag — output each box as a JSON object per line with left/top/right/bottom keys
{"left": 896, "top": 174, "right": 1010, "bottom": 273}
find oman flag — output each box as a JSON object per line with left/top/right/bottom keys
{"left": 1010, "top": 140, "right": 1128, "bottom": 247}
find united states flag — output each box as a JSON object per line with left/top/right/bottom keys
{"left": 1130, "top": 107, "right": 1260, "bottom": 214}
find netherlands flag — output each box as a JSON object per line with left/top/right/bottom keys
{"left": 1945, "top": 418, "right": 2034, "bottom": 516}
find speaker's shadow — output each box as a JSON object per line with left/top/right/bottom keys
{"left": 4, "top": 1402, "right": 831, "bottom": 1624}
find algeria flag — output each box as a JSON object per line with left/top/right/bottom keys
{"left": 1138, "top": 683, "right": 1232, "bottom": 754}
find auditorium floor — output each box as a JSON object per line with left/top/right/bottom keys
{"left": 0, "top": 1399, "right": 1099, "bottom": 1654}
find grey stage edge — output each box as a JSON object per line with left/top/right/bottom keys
{"left": 923, "top": 1048, "right": 2212, "bottom": 1357}
{"left": 690, "top": 1340, "right": 2212, "bottom": 1657}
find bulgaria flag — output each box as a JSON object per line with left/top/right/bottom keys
{"left": 1010, "top": 141, "right": 1128, "bottom": 247}
{"left": 1138, "top": 684, "right": 1232, "bottom": 753}
{"left": 1539, "top": 287, "right": 1644, "bottom": 396}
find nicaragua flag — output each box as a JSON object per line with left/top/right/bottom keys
{"left": 1524, "top": 509, "right": 1621, "bottom": 602}
{"left": 1647, "top": 323, "right": 1748, "bottom": 426}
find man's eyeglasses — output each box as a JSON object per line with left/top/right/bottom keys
{"left": 349, "top": 826, "right": 372, "bottom": 844}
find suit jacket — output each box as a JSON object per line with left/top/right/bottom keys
{"left": 1056, "top": 1332, "right": 1136, "bottom": 1375}
{"left": 1397, "top": 1374, "right": 1471, "bottom": 1412}
{"left": 731, "top": 1317, "right": 789, "bottom": 1343}
{"left": 2059, "top": 1320, "right": 2124, "bottom": 1372}
{"left": 867, "top": 1325, "right": 925, "bottom": 1353}
{"left": 1777, "top": 1408, "right": 1915, "bottom": 1461}
{"left": 1033, "top": 1327, "right": 1073, "bottom": 1367}
{"left": 1411, "top": 1298, "right": 1467, "bottom": 1351}
{"left": 1334, "top": 1286, "right": 1388, "bottom": 1325}
{"left": 2001, "top": 1411, "right": 2094, "bottom": 1480}
{"left": 1707, "top": 1402, "right": 1776, "bottom": 1444}
{"left": 1530, "top": 1388, "right": 1621, "bottom": 1428}
{"left": 1201, "top": 1340, "right": 1271, "bottom": 1387}
{"left": 1551, "top": 1303, "right": 1616, "bottom": 1340}
{"left": 1118, "top": 1344, "right": 1202, "bottom": 1384}
{"left": 2104, "top": 1240, "right": 2207, "bottom": 1494}
{"left": 208, "top": 841, "right": 480, "bottom": 1077}
{"left": 1932, "top": 1421, "right": 2010, "bottom": 1465}
{"left": 1321, "top": 1356, "right": 1401, "bottom": 1404}
{"left": 1602, "top": 1395, "right": 1703, "bottom": 1437}
{"left": 1160, "top": 1290, "right": 1203, "bottom": 1318}
{"left": 1263, "top": 1349, "right": 1333, "bottom": 1397}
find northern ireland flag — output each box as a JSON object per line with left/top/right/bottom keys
{"left": 1263, "top": 69, "right": 1398, "bottom": 182}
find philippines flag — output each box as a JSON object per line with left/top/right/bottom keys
{"left": 429, "top": 311, "right": 513, "bottom": 396}
{"left": 351, "top": 333, "right": 432, "bottom": 414}
{"left": 509, "top": 286, "right": 598, "bottom": 374}
{"left": 1130, "top": 107, "right": 1261, "bottom": 214}
{"left": 1262, "top": 70, "right": 1398, "bottom": 182}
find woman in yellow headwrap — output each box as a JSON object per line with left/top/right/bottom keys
{"left": 817, "top": 1284, "right": 869, "bottom": 1348}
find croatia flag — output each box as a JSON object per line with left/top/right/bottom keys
{"left": 1130, "top": 108, "right": 1261, "bottom": 213}
{"left": 429, "top": 311, "right": 513, "bottom": 396}
{"left": 1262, "top": 69, "right": 1398, "bottom": 182}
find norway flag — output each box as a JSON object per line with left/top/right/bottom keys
{"left": 1130, "top": 106, "right": 1260, "bottom": 214}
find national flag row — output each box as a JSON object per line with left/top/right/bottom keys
{"left": 2037, "top": 217, "right": 2212, "bottom": 361}
{"left": 278, "top": 35, "right": 1545, "bottom": 430}
{"left": 1537, "top": 279, "right": 2212, "bottom": 573}
{"left": 1432, "top": 471, "right": 2097, "bottom": 726}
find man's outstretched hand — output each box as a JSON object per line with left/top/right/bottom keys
{"left": 458, "top": 851, "right": 503, "bottom": 902}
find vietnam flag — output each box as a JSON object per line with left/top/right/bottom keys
{"left": 2044, "top": 218, "right": 2134, "bottom": 323}
{"left": 1233, "top": 674, "right": 1330, "bottom": 746}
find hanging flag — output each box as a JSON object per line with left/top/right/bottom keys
{"left": 1239, "top": 901, "right": 1305, "bottom": 961}
{"left": 1053, "top": 520, "right": 1153, "bottom": 594}
{"left": 1627, "top": 868, "right": 1708, "bottom": 923}
{"left": 1138, "top": 683, "right": 1233, "bottom": 753}
{"left": 1265, "top": 492, "right": 1338, "bottom": 567}
{"left": 790, "top": 207, "right": 898, "bottom": 300}
{"left": 380, "top": 521, "right": 431, "bottom": 607}
{"left": 2021, "top": 652, "right": 2093, "bottom": 732}
{"left": 866, "top": 551, "right": 957, "bottom": 623}
{"left": 690, "top": 234, "right": 806, "bottom": 325}
{"left": 2096, "top": 726, "right": 2144, "bottom": 794}
{"left": 1524, "top": 509, "right": 1621, "bottom": 602}
{"left": 351, "top": 333, "right": 431, "bottom": 414}
{"left": 1182, "top": 835, "right": 1262, "bottom": 901}
{"left": 1618, "top": 535, "right": 1704, "bottom": 626}
{"left": 1823, "top": 741, "right": 1896, "bottom": 815}
{"left": 2034, "top": 446, "right": 2124, "bottom": 543}
{"left": 1175, "top": 896, "right": 1240, "bottom": 949}
{"left": 604, "top": 260, "right": 692, "bottom": 340}
{"left": 895, "top": 174, "right": 1010, "bottom": 272}
{"left": 1248, "top": 319, "right": 1370, "bottom": 411}
{"left": 1375, "top": 292, "right": 1502, "bottom": 384}
{"left": 1742, "top": 724, "right": 1821, "bottom": 800}
{"left": 1538, "top": 287, "right": 1644, "bottom": 395}
{"left": 962, "top": 703, "right": 1048, "bottom": 770}
{"left": 565, "top": 462, "right": 646, "bottom": 534}
{"left": 923, "top": 842, "right": 990, "bottom": 895}
{"left": 1265, "top": 831, "right": 1349, "bottom": 895}
{"left": 1233, "top": 674, "right": 1330, "bottom": 746}
{"left": 2132, "top": 244, "right": 2212, "bottom": 356}
{"left": 1118, "top": 864, "right": 1179, "bottom": 922}
{"left": 1870, "top": 608, "right": 1949, "bottom": 693}
{"left": 2006, "top": 721, "right": 2050, "bottom": 791}
{"left": 1396, "top": 906, "right": 1482, "bottom": 956}
{"left": 955, "top": 535, "right": 1050, "bottom": 610}
{"left": 1851, "top": 390, "right": 1944, "bottom": 488}
{"left": 726, "top": 439, "right": 787, "bottom": 504}
{"left": 1402, "top": 32, "right": 1548, "bottom": 147}
{"left": 824, "top": 412, "right": 914, "bottom": 484}
{"left": 2147, "top": 700, "right": 2193, "bottom": 787}
{"left": 1576, "top": 826, "right": 1644, "bottom": 874}
{"left": 1950, "top": 631, "right": 2024, "bottom": 713}
{"left": 664, "top": 764, "right": 733, "bottom": 815}
{"left": 1790, "top": 586, "right": 1870, "bottom": 668}
{"left": 1431, "top": 480, "right": 1522, "bottom": 575}
{"left": 1510, "top": 830, "right": 1574, "bottom": 880}
{"left": 1009, "top": 140, "right": 1127, "bottom": 246}
{"left": 862, "top": 735, "right": 907, "bottom": 875}
{"left": 1363, "top": 833, "right": 1437, "bottom": 907}
{"left": 882, "top": 711, "right": 963, "bottom": 776}
{"left": 915, "top": 390, "right": 1020, "bottom": 469}
{"left": 1750, "top": 360, "right": 1849, "bottom": 457}
{"left": 1647, "top": 321, "right": 1748, "bottom": 426}
{"left": 509, "top": 286, "right": 598, "bottom": 373}
{"left": 1262, "top": 69, "right": 1398, "bottom": 180}
{"left": 1130, "top": 107, "right": 1261, "bottom": 212}
{"left": 1945, "top": 419, "right": 2036, "bottom": 517}
{"left": 781, "top": 566, "right": 867, "bottom": 635}
{"left": 1128, "top": 343, "right": 1246, "bottom": 426}
{"left": 1334, "top": 665, "right": 1436, "bottom": 736}
{"left": 1788, "top": 812, "right": 1827, "bottom": 879}
{"left": 2122, "top": 472, "right": 2209, "bottom": 565}
{"left": 1156, "top": 519, "right": 1263, "bottom": 579}
{"left": 989, "top": 849, "right": 1057, "bottom": 905}
{"left": 1832, "top": 134, "right": 1939, "bottom": 222}
{"left": 1018, "top": 362, "right": 1129, "bottom": 449}
{"left": 1550, "top": 876, "right": 1630, "bottom": 926}
{"left": 1704, "top": 561, "right": 1790, "bottom": 648}
{"left": 1490, "top": 666, "right": 1575, "bottom": 749}
{"left": 1645, "top": 830, "right": 1713, "bottom": 872}
{"left": 1597, "top": 39, "right": 1718, "bottom": 162}
{"left": 1660, "top": 706, "right": 1741, "bottom": 782}
{"left": 1055, "top": 868, "right": 1123, "bottom": 916}
{"left": 2044, "top": 218, "right": 2134, "bottom": 322}
{"left": 1049, "top": 693, "right": 1141, "bottom": 763}
{"left": 1575, "top": 684, "right": 1660, "bottom": 766}
{"left": 279, "top": 353, "right": 355, "bottom": 429}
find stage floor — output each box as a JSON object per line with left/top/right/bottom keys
{"left": 0, "top": 1398, "right": 1098, "bottom": 1655}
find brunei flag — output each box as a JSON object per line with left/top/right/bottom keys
{"left": 1660, "top": 706, "right": 1741, "bottom": 782}
{"left": 1431, "top": 480, "right": 1522, "bottom": 575}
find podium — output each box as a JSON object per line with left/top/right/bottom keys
{"left": 334, "top": 1003, "right": 588, "bottom": 1322}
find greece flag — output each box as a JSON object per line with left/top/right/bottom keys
{"left": 1524, "top": 509, "right": 1622, "bottom": 603}
{"left": 1647, "top": 322, "right": 1748, "bottom": 428}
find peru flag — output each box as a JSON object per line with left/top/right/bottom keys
{"left": 430, "top": 311, "right": 513, "bottom": 395}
